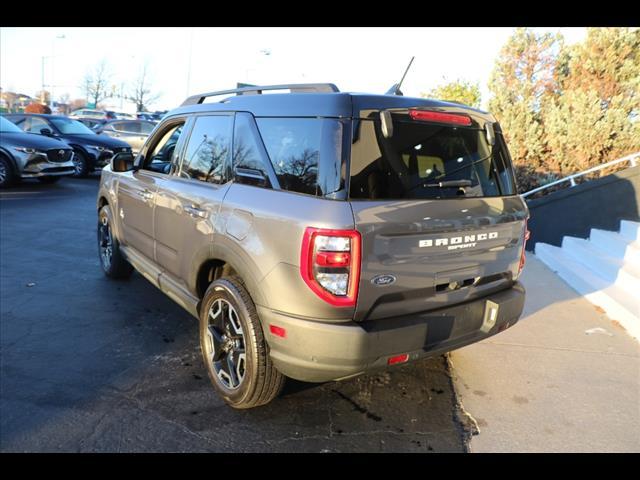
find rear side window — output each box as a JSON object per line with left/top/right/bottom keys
{"left": 349, "top": 115, "right": 517, "bottom": 200}
{"left": 140, "top": 122, "right": 155, "bottom": 134}
{"left": 232, "top": 112, "right": 272, "bottom": 187}
{"left": 181, "top": 115, "right": 232, "bottom": 184}
{"left": 118, "top": 122, "right": 140, "bottom": 133}
{"left": 21, "top": 117, "right": 49, "bottom": 133}
{"left": 256, "top": 118, "right": 344, "bottom": 196}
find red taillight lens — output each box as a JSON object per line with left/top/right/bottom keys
{"left": 519, "top": 219, "right": 530, "bottom": 274}
{"left": 409, "top": 109, "right": 472, "bottom": 126}
{"left": 388, "top": 353, "right": 409, "bottom": 365}
{"left": 300, "top": 227, "right": 361, "bottom": 307}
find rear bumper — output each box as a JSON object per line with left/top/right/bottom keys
{"left": 259, "top": 282, "right": 525, "bottom": 382}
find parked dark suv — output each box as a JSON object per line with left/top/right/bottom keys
{"left": 96, "top": 84, "right": 529, "bottom": 408}
{"left": 5, "top": 114, "right": 132, "bottom": 177}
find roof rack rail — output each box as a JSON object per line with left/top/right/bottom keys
{"left": 181, "top": 83, "right": 340, "bottom": 106}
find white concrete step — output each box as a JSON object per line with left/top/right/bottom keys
{"left": 620, "top": 220, "right": 640, "bottom": 242}
{"left": 535, "top": 243, "right": 640, "bottom": 340}
{"left": 561, "top": 236, "right": 640, "bottom": 296}
{"left": 589, "top": 229, "right": 640, "bottom": 266}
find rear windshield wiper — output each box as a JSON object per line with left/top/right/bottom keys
{"left": 403, "top": 178, "right": 472, "bottom": 197}
{"left": 425, "top": 180, "right": 472, "bottom": 188}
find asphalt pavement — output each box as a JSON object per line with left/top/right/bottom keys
{"left": 0, "top": 176, "right": 470, "bottom": 452}
{"left": 450, "top": 256, "right": 640, "bottom": 452}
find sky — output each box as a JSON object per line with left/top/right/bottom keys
{"left": 0, "top": 27, "right": 588, "bottom": 112}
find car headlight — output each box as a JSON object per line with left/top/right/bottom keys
{"left": 87, "top": 145, "right": 106, "bottom": 152}
{"left": 14, "top": 147, "right": 44, "bottom": 154}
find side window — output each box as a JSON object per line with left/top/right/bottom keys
{"left": 232, "top": 113, "right": 273, "bottom": 188}
{"left": 181, "top": 115, "right": 232, "bottom": 185}
{"left": 142, "top": 122, "right": 185, "bottom": 174}
{"left": 140, "top": 122, "right": 155, "bottom": 134}
{"left": 122, "top": 122, "right": 141, "bottom": 134}
{"left": 254, "top": 117, "right": 343, "bottom": 196}
{"left": 24, "top": 117, "right": 50, "bottom": 133}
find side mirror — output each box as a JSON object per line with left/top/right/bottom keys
{"left": 40, "top": 128, "right": 53, "bottom": 136}
{"left": 234, "top": 167, "right": 269, "bottom": 188}
{"left": 111, "top": 152, "right": 135, "bottom": 172}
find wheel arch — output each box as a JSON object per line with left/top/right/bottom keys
{"left": 0, "top": 148, "right": 18, "bottom": 170}
{"left": 193, "top": 249, "right": 267, "bottom": 316}
{"left": 98, "top": 196, "right": 109, "bottom": 211}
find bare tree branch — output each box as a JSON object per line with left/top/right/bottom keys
{"left": 127, "top": 62, "right": 161, "bottom": 112}
{"left": 82, "top": 60, "right": 111, "bottom": 107}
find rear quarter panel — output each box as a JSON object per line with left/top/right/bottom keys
{"left": 216, "top": 183, "right": 356, "bottom": 321}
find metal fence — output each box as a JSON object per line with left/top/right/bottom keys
{"left": 521, "top": 152, "right": 640, "bottom": 199}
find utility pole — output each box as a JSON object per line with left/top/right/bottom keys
{"left": 185, "top": 28, "right": 194, "bottom": 98}
{"left": 41, "top": 57, "right": 46, "bottom": 104}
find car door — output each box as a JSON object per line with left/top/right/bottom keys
{"left": 110, "top": 121, "right": 134, "bottom": 149}
{"left": 153, "top": 114, "right": 234, "bottom": 286}
{"left": 116, "top": 118, "right": 187, "bottom": 261}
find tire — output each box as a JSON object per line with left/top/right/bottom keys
{"left": 98, "top": 205, "right": 133, "bottom": 279}
{"left": 0, "top": 155, "right": 16, "bottom": 189}
{"left": 199, "top": 277, "right": 285, "bottom": 409}
{"left": 37, "top": 176, "right": 61, "bottom": 184}
{"left": 72, "top": 149, "right": 91, "bottom": 177}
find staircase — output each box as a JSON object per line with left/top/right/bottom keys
{"left": 535, "top": 220, "right": 640, "bottom": 341}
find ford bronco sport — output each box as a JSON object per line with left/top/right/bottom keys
{"left": 96, "top": 84, "right": 529, "bottom": 409}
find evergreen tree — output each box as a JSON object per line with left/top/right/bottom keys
{"left": 487, "top": 28, "right": 563, "bottom": 191}
{"left": 544, "top": 28, "right": 640, "bottom": 174}
{"left": 423, "top": 80, "right": 481, "bottom": 108}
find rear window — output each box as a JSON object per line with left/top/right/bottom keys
{"left": 349, "top": 115, "right": 516, "bottom": 200}
{"left": 256, "top": 117, "right": 344, "bottom": 196}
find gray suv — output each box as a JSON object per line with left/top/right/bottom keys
{"left": 0, "top": 116, "right": 75, "bottom": 187}
{"left": 96, "top": 84, "right": 529, "bottom": 408}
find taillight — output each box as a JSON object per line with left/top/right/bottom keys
{"left": 519, "top": 219, "right": 531, "bottom": 274}
{"left": 409, "top": 109, "right": 472, "bottom": 126}
{"left": 300, "top": 227, "right": 361, "bottom": 307}
{"left": 387, "top": 353, "right": 409, "bottom": 365}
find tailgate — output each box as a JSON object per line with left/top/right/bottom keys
{"left": 351, "top": 197, "right": 527, "bottom": 321}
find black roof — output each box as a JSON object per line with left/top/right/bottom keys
{"left": 167, "top": 86, "right": 494, "bottom": 124}
{"left": 5, "top": 113, "right": 70, "bottom": 120}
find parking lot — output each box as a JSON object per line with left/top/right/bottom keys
{"left": 0, "top": 176, "right": 472, "bottom": 452}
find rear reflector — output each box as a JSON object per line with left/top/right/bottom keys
{"left": 387, "top": 353, "right": 409, "bottom": 365}
{"left": 269, "top": 325, "right": 286, "bottom": 338}
{"left": 315, "top": 251, "right": 351, "bottom": 267}
{"left": 519, "top": 219, "right": 531, "bottom": 274}
{"left": 409, "top": 109, "right": 472, "bottom": 126}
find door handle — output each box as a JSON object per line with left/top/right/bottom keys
{"left": 138, "top": 190, "right": 154, "bottom": 201}
{"left": 183, "top": 205, "right": 207, "bottom": 218}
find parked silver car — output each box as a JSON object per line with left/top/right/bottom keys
{"left": 95, "top": 120, "right": 156, "bottom": 154}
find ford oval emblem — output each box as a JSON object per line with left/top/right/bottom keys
{"left": 371, "top": 274, "right": 396, "bottom": 286}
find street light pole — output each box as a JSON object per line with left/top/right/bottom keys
{"left": 50, "top": 34, "right": 66, "bottom": 111}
